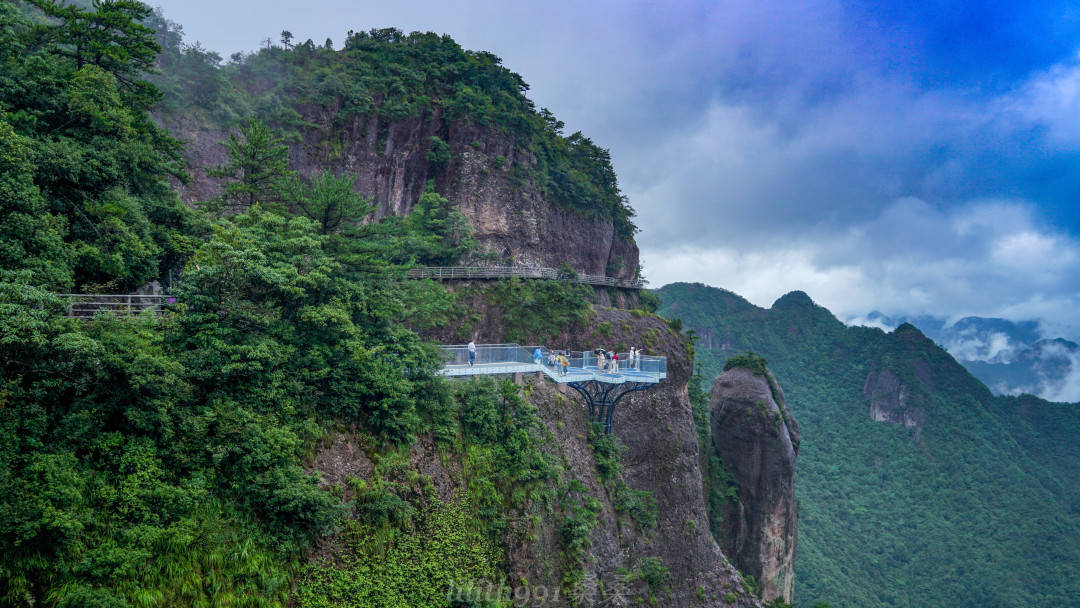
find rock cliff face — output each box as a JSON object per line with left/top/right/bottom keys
{"left": 313, "top": 307, "right": 763, "bottom": 607}
{"left": 709, "top": 367, "right": 799, "bottom": 603}
{"left": 543, "top": 309, "right": 756, "bottom": 607}
{"left": 863, "top": 368, "right": 928, "bottom": 432}
{"left": 161, "top": 110, "right": 639, "bottom": 281}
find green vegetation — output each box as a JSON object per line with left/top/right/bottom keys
{"left": 723, "top": 351, "right": 769, "bottom": 376}
{"left": 635, "top": 556, "right": 671, "bottom": 605}
{"left": 588, "top": 423, "right": 657, "bottom": 531}
{"left": 426, "top": 135, "right": 452, "bottom": 170}
{"left": 688, "top": 369, "right": 740, "bottom": 543}
{"left": 206, "top": 117, "right": 292, "bottom": 212}
{"left": 0, "top": 3, "right": 588, "bottom": 604}
{"left": 296, "top": 496, "right": 501, "bottom": 608}
{"left": 294, "top": 377, "right": 557, "bottom": 608}
{"left": 148, "top": 16, "right": 637, "bottom": 235}
{"left": 482, "top": 278, "right": 592, "bottom": 344}
{"left": 638, "top": 289, "right": 661, "bottom": 314}
{"left": 1, "top": 0, "right": 198, "bottom": 293}
{"left": 559, "top": 479, "right": 601, "bottom": 601}
{"left": 659, "top": 282, "right": 1080, "bottom": 608}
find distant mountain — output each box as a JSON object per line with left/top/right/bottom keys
{"left": 964, "top": 338, "right": 1080, "bottom": 400}
{"left": 849, "top": 313, "right": 1080, "bottom": 401}
{"left": 658, "top": 282, "right": 1080, "bottom": 608}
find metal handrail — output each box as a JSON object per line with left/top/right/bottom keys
{"left": 56, "top": 294, "right": 175, "bottom": 319}
{"left": 406, "top": 266, "right": 645, "bottom": 289}
{"left": 439, "top": 343, "right": 666, "bottom": 376}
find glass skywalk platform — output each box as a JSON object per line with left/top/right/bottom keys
{"left": 438, "top": 344, "right": 668, "bottom": 433}
{"left": 438, "top": 344, "right": 667, "bottom": 384}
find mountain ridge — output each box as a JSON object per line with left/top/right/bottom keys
{"left": 658, "top": 281, "right": 1080, "bottom": 608}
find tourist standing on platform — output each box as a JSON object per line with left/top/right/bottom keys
{"left": 611, "top": 351, "right": 619, "bottom": 373}
{"left": 468, "top": 340, "right": 476, "bottom": 366}
{"left": 629, "top": 347, "right": 636, "bottom": 370}
{"left": 597, "top": 350, "right": 605, "bottom": 372}
{"left": 548, "top": 351, "right": 556, "bottom": 367}
{"left": 533, "top": 347, "right": 543, "bottom": 365}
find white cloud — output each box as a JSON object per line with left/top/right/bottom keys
{"left": 1003, "top": 52, "right": 1080, "bottom": 146}
{"left": 942, "top": 331, "right": 1019, "bottom": 363}
{"left": 1029, "top": 341, "right": 1080, "bottom": 403}
{"left": 845, "top": 315, "right": 897, "bottom": 332}
{"left": 644, "top": 198, "right": 1080, "bottom": 337}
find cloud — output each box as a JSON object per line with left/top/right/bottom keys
{"left": 643, "top": 198, "right": 1080, "bottom": 336}
{"left": 941, "top": 331, "right": 1019, "bottom": 364}
{"left": 845, "top": 315, "right": 897, "bottom": 332}
{"left": 1005, "top": 52, "right": 1080, "bottom": 146}
{"left": 629, "top": 7, "right": 1080, "bottom": 338}
{"left": 1027, "top": 341, "right": 1080, "bottom": 403}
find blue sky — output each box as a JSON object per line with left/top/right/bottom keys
{"left": 155, "top": 0, "right": 1080, "bottom": 338}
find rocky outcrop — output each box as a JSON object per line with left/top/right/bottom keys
{"left": 160, "top": 110, "right": 640, "bottom": 281}
{"left": 312, "top": 307, "right": 762, "bottom": 607}
{"left": 863, "top": 368, "right": 928, "bottom": 432}
{"left": 709, "top": 367, "right": 799, "bottom": 603}
{"left": 510, "top": 308, "right": 763, "bottom": 606}
{"left": 561, "top": 309, "right": 757, "bottom": 607}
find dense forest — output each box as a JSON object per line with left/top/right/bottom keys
{"left": 0, "top": 2, "right": 653, "bottom": 606}
{"left": 658, "top": 282, "right": 1080, "bottom": 608}
{"left": 146, "top": 10, "right": 637, "bottom": 237}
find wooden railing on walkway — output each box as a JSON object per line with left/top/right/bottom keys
{"left": 56, "top": 294, "right": 174, "bottom": 319}
{"left": 406, "top": 266, "right": 645, "bottom": 289}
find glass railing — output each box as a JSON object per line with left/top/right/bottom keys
{"left": 440, "top": 344, "right": 666, "bottom": 378}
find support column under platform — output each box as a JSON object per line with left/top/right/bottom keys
{"left": 566, "top": 380, "right": 654, "bottom": 433}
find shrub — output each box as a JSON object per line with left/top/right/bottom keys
{"left": 597, "top": 321, "right": 613, "bottom": 338}
{"left": 426, "top": 135, "right": 452, "bottom": 169}
{"left": 638, "top": 557, "right": 671, "bottom": 597}
{"left": 723, "top": 352, "right": 769, "bottom": 376}
{"left": 639, "top": 290, "right": 661, "bottom": 314}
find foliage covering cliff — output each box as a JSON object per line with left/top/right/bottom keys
{"left": 658, "top": 282, "right": 1080, "bottom": 608}
{"left": 149, "top": 15, "right": 640, "bottom": 279}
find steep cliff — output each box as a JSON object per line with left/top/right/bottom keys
{"left": 164, "top": 111, "right": 639, "bottom": 281}
{"left": 307, "top": 305, "right": 764, "bottom": 607}
{"left": 0, "top": 7, "right": 780, "bottom": 605}
{"left": 149, "top": 25, "right": 776, "bottom": 606}
{"left": 657, "top": 282, "right": 1080, "bottom": 608}
{"left": 863, "top": 368, "right": 927, "bottom": 432}
{"left": 155, "top": 30, "right": 641, "bottom": 282}
{"left": 709, "top": 367, "right": 799, "bottom": 603}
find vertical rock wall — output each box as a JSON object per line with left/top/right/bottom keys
{"left": 160, "top": 111, "right": 640, "bottom": 281}
{"left": 709, "top": 367, "right": 800, "bottom": 603}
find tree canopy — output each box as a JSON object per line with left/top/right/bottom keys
{"left": 150, "top": 23, "right": 638, "bottom": 236}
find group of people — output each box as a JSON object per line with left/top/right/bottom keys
{"left": 594, "top": 346, "right": 641, "bottom": 374}
{"left": 535, "top": 346, "right": 643, "bottom": 375}
{"left": 465, "top": 341, "right": 644, "bottom": 376}
{"left": 533, "top": 347, "right": 571, "bottom": 375}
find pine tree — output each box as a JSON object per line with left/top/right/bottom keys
{"left": 206, "top": 118, "right": 292, "bottom": 213}
{"left": 279, "top": 171, "right": 373, "bottom": 234}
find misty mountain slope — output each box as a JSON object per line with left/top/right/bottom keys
{"left": 658, "top": 282, "right": 1080, "bottom": 608}
{"left": 859, "top": 312, "right": 1080, "bottom": 401}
